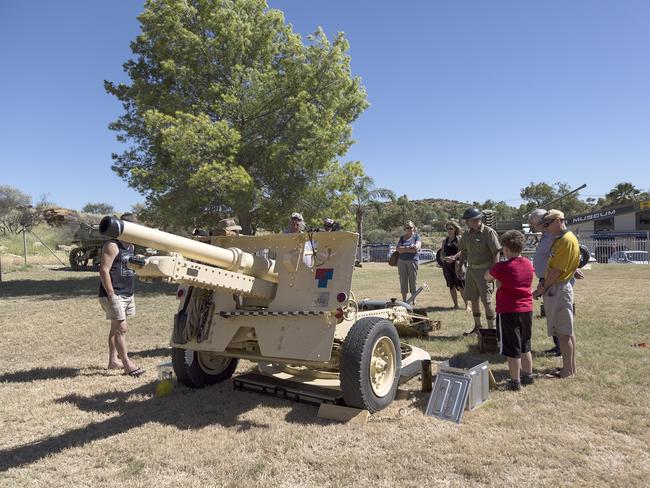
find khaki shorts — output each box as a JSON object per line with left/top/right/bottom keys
{"left": 463, "top": 266, "right": 492, "bottom": 302}
{"left": 544, "top": 280, "right": 574, "bottom": 336}
{"left": 99, "top": 295, "right": 135, "bottom": 321}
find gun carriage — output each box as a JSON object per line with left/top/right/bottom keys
{"left": 100, "top": 217, "right": 433, "bottom": 412}
{"left": 69, "top": 223, "right": 110, "bottom": 269}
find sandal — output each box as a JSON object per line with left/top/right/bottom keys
{"left": 463, "top": 327, "right": 479, "bottom": 337}
{"left": 123, "top": 367, "right": 145, "bottom": 377}
{"left": 544, "top": 370, "right": 572, "bottom": 379}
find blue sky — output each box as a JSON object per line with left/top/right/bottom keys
{"left": 1, "top": 1, "right": 648, "bottom": 212}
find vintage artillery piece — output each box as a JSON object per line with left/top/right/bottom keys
{"left": 68, "top": 223, "right": 110, "bottom": 269}
{"left": 100, "top": 217, "right": 432, "bottom": 412}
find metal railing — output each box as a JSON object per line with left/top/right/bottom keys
{"left": 579, "top": 236, "right": 650, "bottom": 264}
{"left": 362, "top": 244, "right": 435, "bottom": 263}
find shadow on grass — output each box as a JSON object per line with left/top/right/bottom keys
{"left": 0, "top": 377, "right": 321, "bottom": 472}
{"left": 0, "top": 367, "right": 81, "bottom": 383}
{"left": 129, "top": 347, "right": 171, "bottom": 359}
{"left": 52, "top": 266, "right": 100, "bottom": 273}
{"left": 423, "top": 306, "right": 457, "bottom": 313}
{"left": 448, "top": 346, "right": 507, "bottom": 367}
{"left": 0, "top": 276, "right": 176, "bottom": 299}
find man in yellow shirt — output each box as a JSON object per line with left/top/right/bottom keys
{"left": 533, "top": 210, "right": 580, "bottom": 378}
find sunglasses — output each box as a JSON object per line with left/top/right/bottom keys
{"left": 446, "top": 227, "right": 454, "bottom": 231}
{"left": 542, "top": 218, "right": 559, "bottom": 228}
{"left": 291, "top": 217, "right": 302, "bottom": 221}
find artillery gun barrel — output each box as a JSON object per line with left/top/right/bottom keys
{"left": 521, "top": 183, "right": 587, "bottom": 220}
{"left": 99, "top": 217, "right": 278, "bottom": 283}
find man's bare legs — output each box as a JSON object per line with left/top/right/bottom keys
{"left": 110, "top": 319, "right": 138, "bottom": 373}
{"left": 558, "top": 334, "right": 576, "bottom": 378}
{"left": 464, "top": 299, "right": 482, "bottom": 335}
{"left": 108, "top": 329, "right": 122, "bottom": 369}
{"left": 482, "top": 297, "right": 496, "bottom": 329}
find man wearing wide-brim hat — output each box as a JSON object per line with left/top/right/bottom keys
{"left": 533, "top": 209, "right": 580, "bottom": 379}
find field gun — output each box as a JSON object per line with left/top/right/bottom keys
{"left": 100, "top": 217, "right": 431, "bottom": 412}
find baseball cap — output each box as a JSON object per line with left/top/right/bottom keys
{"left": 291, "top": 212, "right": 303, "bottom": 221}
{"left": 542, "top": 209, "right": 565, "bottom": 224}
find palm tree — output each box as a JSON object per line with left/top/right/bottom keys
{"left": 395, "top": 195, "right": 413, "bottom": 225}
{"left": 605, "top": 182, "right": 641, "bottom": 205}
{"left": 351, "top": 175, "right": 395, "bottom": 264}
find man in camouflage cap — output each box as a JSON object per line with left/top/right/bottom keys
{"left": 452, "top": 208, "right": 502, "bottom": 335}
{"left": 210, "top": 217, "right": 242, "bottom": 237}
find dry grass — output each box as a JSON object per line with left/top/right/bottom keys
{"left": 1, "top": 261, "right": 649, "bottom": 487}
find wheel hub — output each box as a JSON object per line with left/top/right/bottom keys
{"left": 197, "top": 352, "right": 231, "bottom": 374}
{"left": 370, "top": 337, "right": 396, "bottom": 397}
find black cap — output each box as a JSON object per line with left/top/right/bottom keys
{"left": 462, "top": 208, "right": 483, "bottom": 220}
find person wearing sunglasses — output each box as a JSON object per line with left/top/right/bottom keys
{"left": 440, "top": 221, "right": 467, "bottom": 309}
{"left": 532, "top": 209, "right": 580, "bottom": 379}
{"left": 528, "top": 208, "right": 561, "bottom": 356}
{"left": 323, "top": 218, "right": 340, "bottom": 231}
{"left": 285, "top": 212, "right": 305, "bottom": 234}
{"left": 395, "top": 220, "right": 422, "bottom": 303}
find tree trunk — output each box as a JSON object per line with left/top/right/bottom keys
{"left": 238, "top": 212, "right": 254, "bottom": 236}
{"left": 356, "top": 209, "right": 363, "bottom": 264}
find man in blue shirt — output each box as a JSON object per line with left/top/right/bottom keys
{"left": 529, "top": 209, "right": 561, "bottom": 356}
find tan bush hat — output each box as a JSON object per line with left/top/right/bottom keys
{"left": 217, "top": 218, "right": 242, "bottom": 231}
{"left": 542, "top": 209, "right": 565, "bottom": 224}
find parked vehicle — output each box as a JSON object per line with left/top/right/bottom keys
{"left": 607, "top": 250, "right": 649, "bottom": 264}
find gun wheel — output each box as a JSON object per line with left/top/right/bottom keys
{"left": 69, "top": 248, "right": 88, "bottom": 269}
{"left": 369, "top": 337, "right": 397, "bottom": 397}
{"left": 340, "top": 317, "right": 401, "bottom": 412}
{"left": 171, "top": 347, "right": 238, "bottom": 388}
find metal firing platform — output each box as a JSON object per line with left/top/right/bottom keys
{"left": 233, "top": 372, "right": 344, "bottom": 406}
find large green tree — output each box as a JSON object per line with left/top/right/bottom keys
{"left": 106, "top": 0, "right": 368, "bottom": 233}
{"left": 0, "top": 185, "right": 31, "bottom": 235}
{"left": 519, "top": 181, "right": 589, "bottom": 216}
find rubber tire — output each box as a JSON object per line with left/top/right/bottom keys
{"left": 69, "top": 248, "right": 87, "bottom": 269}
{"left": 435, "top": 249, "right": 443, "bottom": 267}
{"left": 340, "top": 317, "right": 401, "bottom": 413}
{"left": 578, "top": 245, "right": 590, "bottom": 268}
{"left": 171, "top": 347, "right": 238, "bottom": 388}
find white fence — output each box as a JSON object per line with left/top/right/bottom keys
{"left": 579, "top": 236, "right": 650, "bottom": 264}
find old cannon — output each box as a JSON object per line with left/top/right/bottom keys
{"left": 68, "top": 222, "right": 110, "bottom": 269}
{"left": 100, "top": 217, "right": 432, "bottom": 412}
